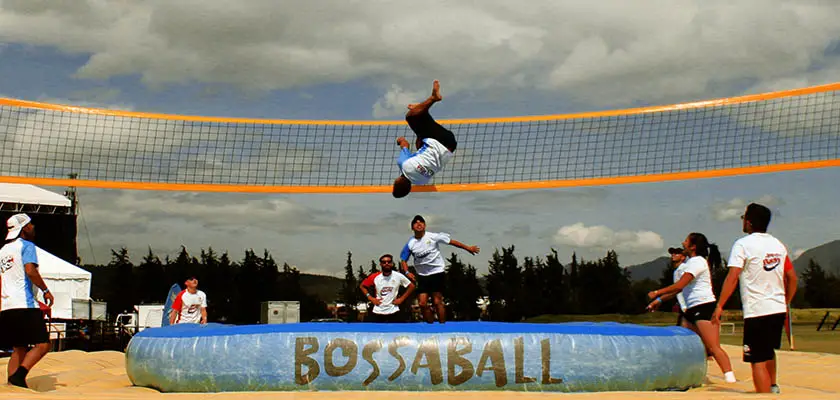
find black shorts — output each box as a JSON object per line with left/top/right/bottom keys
{"left": 0, "top": 308, "right": 49, "bottom": 347}
{"left": 406, "top": 111, "right": 457, "bottom": 152}
{"left": 683, "top": 302, "right": 716, "bottom": 324}
{"left": 367, "top": 312, "right": 405, "bottom": 323}
{"left": 743, "top": 312, "right": 786, "bottom": 363}
{"left": 416, "top": 272, "right": 446, "bottom": 295}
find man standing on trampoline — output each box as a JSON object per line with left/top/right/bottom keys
{"left": 400, "top": 215, "right": 479, "bottom": 324}
{"left": 392, "top": 80, "right": 457, "bottom": 198}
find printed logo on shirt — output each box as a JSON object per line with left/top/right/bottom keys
{"left": 415, "top": 249, "right": 434, "bottom": 258}
{"left": 763, "top": 254, "right": 782, "bottom": 271}
{"left": 416, "top": 164, "right": 434, "bottom": 178}
{"left": 0, "top": 255, "right": 14, "bottom": 273}
{"left": 380, "top": 287, "right": 394, "bottom": 296}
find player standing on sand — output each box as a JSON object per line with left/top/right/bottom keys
{"left": 713, "top": 203, "right": 797, "bottom": 394}
{"left": 0, "top": 214, "right": 54, "bottom": 388}
{"left": 647, "top": 233, "right": 737, "bottom": 384}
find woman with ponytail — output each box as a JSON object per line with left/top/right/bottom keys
{"left": 646, "top": 232, "right": 736, "bottom": 383}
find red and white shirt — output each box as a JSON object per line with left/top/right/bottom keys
{"left": 171, "top": 289, "right": 207, "bottom": 324}
{"left": 362, "top": 271, "right": 412, "bottom": 315}
{"left": 727, "top": 233, "right": 793, "bottom": 319}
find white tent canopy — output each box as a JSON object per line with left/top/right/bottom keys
{"left": 36, "top": 247, "right": 92, "bottom": 320}
{"left": 0, "top": 183, "right": 71, "bottom": 207}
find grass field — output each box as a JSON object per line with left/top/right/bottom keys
{"left": 526, "top": 308, "right": 840, "bottom": 355}
{"left": 717, "top": 323, "right": 840, "bottom": 354}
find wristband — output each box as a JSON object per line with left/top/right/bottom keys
{"left": 43, "top": 288, "right": 50, "bottom": 294}
{"left": 655, "top": 296, "right": 662, "bottom": 304}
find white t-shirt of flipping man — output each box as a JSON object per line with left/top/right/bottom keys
{"left": 397, "top": 138, "right": 453, "bottom": 185}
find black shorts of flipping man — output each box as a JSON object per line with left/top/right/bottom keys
{"left": 683, "top": 302, "right": 716, "bottom": 324}
{"left": 416, "top": 272, "right": 446, "bottom": 295}
{"left": 406, "top": 111, "right": 457, "bottom": 152}
{"left": 742, "top": 312, "right": 786, "bottom": 363}
{"left": 0, "top": 308, "right": 49, "bottom": 348}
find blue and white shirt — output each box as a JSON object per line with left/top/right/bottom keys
{"left": 400, "top": 232, "right": 451, "bottom": 276}
{"left": 397, "top": 138, "right": 453, "bottom": 185}
{"left": 0, "top": 238, "right": 40, "bottom": 310}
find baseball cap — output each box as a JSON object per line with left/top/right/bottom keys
{"left": 411, "top": 215, "right": 425, "bottom": 227}
{"left": 6, "top": 213, "right": 31, "bottom": 240}
{"left": 667, "top": 247, "right": 684, "bottom": 255}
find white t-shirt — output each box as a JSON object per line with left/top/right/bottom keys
{"left": 0, "top": 239, "right": 40, "bottom": 311}
{"left": 398, "top": 139, "right": 453, "bottom": 185}
{"left": 400, "top": 232, "right": 451, "bottom": 276}
{"left": 673, "top": 263, "right": 687, "bottom": 312}
{"left": 172, "top": 290, "right": 207, "bottom": 324}
{"left": 679, "top": 256, "right": 716, "bottom": 309}
{"left": 362, "top": 271, "right": 412, "bottom": 315}
{"left": 727, "top": 233, "right": 788, "bottom": 319}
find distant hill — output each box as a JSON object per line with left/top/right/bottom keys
{"left": 625, "top": 256, "right": 670, "bottom": 282}
{"left": 793, "top": 240, "right": 840, "bottom": 277}
{"left": 299, "top": 273, "right": 344, "bottom": 303}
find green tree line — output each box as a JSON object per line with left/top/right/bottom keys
{"left": 80, "top": 245, "right": 840, "bottom": 325}
{"left": 81, "top": 246, "right": 333, "bottom": 324}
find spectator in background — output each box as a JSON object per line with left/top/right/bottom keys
{"left": 169, "top": 276, "right": 208, "bottom": 325}
{"left": 360, "top": 254, "right": 415, "bottom": 322}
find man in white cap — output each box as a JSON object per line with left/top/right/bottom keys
{"left": 0, "top": 214, "right": 54, "bottom": 388}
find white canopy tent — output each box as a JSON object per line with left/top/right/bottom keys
{"left": 0, "top": 183, "right": 71, "bottom": 207}
{"left": 36, "top": 247, "right": 92, "bottom": 320}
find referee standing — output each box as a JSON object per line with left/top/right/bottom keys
{"left": 0, "top": 214, "right": 54, "bottom": 388}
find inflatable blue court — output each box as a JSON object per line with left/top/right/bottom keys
{"left": 125, "top": 321, "right": 707, "bottom": 393}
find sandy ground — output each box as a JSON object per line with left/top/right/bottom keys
{"left": 0, "top": 345, "right": 837, "bottom": 399}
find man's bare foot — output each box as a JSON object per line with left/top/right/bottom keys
{"left": 405, "top": 80, "right": 441, "bottom": 112}
{"left": 431, "top": 80, "right": 442, "bottom": 102}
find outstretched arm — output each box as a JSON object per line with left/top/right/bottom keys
{"left": 645, "top": 291, "right": 680, "bottom": 311}
{"left": 649, "top": 273, "right": 694, "bottom": 299}
{"left": 448, "top": 239, "right": 480, "bottom": 255}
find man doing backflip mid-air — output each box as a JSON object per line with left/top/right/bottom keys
{"left": 392, "top": 80, "right": 457, "bottom": 198}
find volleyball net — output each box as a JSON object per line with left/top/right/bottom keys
{"left": 1, "top": 83, "right": 838, "bottom": 193}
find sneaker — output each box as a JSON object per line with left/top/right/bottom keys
{"left": 770, "top": 384, "right": 781, "bottom": 394}
{"left": 724, "top": 371, "right": 737, "bottom": 383}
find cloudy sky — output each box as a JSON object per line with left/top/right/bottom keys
{"left": 2, "top": 1, "right": 839, "bottom": 276}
